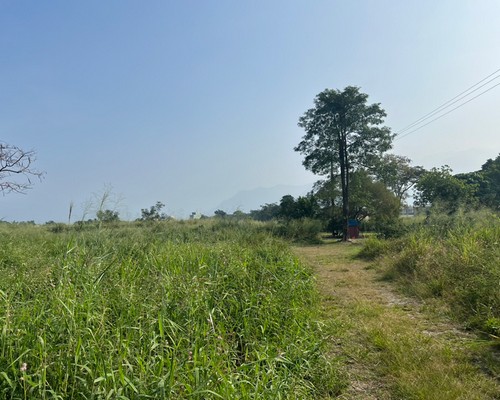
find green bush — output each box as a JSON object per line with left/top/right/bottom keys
{"left": 357, "top": 236, "right": 389, "bottom": 260}
{"left": 270, "top": 218, "right": 323, "bottom": 243}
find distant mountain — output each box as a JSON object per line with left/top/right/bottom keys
{"left": 213, "top": 183, "right": 314, "bottom": 214}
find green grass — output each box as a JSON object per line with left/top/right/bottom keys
{"left": 0, "top": 220, "right": 341, "bottom": 399}
{"left": 314, "top": 242, "right": 500, "bottom": 399}
{"left": 382, "top": 211, "right": 500, "bottom": 336}
{"left": 357, "top": 210, "right": 500, "bottom": 384}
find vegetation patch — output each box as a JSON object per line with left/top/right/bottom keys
{"left": 380, "top": 211, "right": 500, "bottom": 337}
{"left": 297, "top": 242, "right": 500, "bottom": 400}
{"left": 0, "top": 221, "right": 341, "bottom": 399}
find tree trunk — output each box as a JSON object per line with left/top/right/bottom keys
{"left": 329, "top": 160, "right": 336, "bottom": 236}
{"left": 344, "top": 147, "right": 350, "bottom": 241}
{"left": 339, "top": 130, "right": 349, "bottom": 241}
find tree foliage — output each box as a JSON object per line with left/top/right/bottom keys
{"left": 415, "top": 155, "right": 500, "bottom": 213}
{"left": 415, "top": 166, "right": 475, "bottom": 211}
{"left": 313, "top": 171, "right": 400, "bottom": 236}
{"left": 456, "top": 154, "right": 500, "bottom": 210}
{"left": 295, "top": 86, "right": 394, "bottom": 239}
{"left": 479, "top": 154, "right": 500, "bottom": 209}
{"left": 96, "top": 209, "right": 120, "bottom": 223}
{"left": 372, "top": 154, "right": 424, "bottom": 202}
{"left": 250, "top": 203, "right": 280, "bottom": 221}
{"left": 278, "top": 194, "right": 319, "bottom": 220}
{"left": 139, "top": 201, "right": 169, "bottom": 221}
{"left": 214, "top": 209, "right": 227, "bottom": 218}
{"left": 0, "top": 143, "right": 44, "bottom": 194}
{"left": 349, "top": 170, "right": 400, "bottom": 223}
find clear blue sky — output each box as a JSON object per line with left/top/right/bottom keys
{"left": 1, "top": 0, "right": 499, "bottom": 222}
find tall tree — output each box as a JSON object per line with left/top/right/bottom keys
{"left": 295, "top": 86, "right": 394, "bottom": 240}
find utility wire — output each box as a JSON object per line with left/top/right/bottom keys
{"left": 395, "top": 68, "right": 500, "bottom": 137}
{"left": 395, "top": 81, "right": 500, "bottom": 141}
{"left": 396, "top": 73, "right": 500, "bottom": 135}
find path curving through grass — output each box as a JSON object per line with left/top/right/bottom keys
{"left": 294, "top": 240, "right": 500, "bottom": 400}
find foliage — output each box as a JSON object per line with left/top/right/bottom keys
{"left": 249, "top": 203, "right": 280, "bottom": 221}
{"left": 295, "top": 86, "right": 394, "bottom": 240}
{"left": 312, "top": 172, "right": 401, "bottom": 237}
{"left": 138, "top": 201, "right": 169, "bottom": 221}
{"left": 356, "top": 236, "right": 389, "bottom": 260}
{"left": 479, "top": 154, "right": 500, "bottom": 209}
{"left": 269, "top": 218, "right": 323, "bottom": 243}
{"left": 0, "top": 143, "right": 44, "bottom": 194}
{"left": 415, "top": 166, "right": 475, "bottom": 211}
{"left": 213, "top": 209, "right": 227, "bottom": 218}
{"left": 456, "top": 153, "right": 500, "bottom": 210}
{"left": 230, "top": 209, "right": 250, "bottom": 220}
{"left": 250, "top": 194, "right": 320, "bottom": 223}
{"left": 278, "top": 194, "right": 320, "bottom": 221}
{"left": 414, "top": 155, "right": 499, "bottom": 213}
{"left": 371, "top": 154, "right": 424, "bottom": 202}
{"left": 349, "top": 170, "right": 400, "bottom": 223}
{"left": 96, "top": 209, "right": 120, "bottom": 223}
{"left": 0, "top": 221, "right": 340, "bottom": 398}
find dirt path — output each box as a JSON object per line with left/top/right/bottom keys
{"left": 294, "top": 241, "right": 500, "bottom": 400}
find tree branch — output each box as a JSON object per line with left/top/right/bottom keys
{"left": 0, "top": 143, "right": 44, "bottom": 194}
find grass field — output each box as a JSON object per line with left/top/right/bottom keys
{"left": 0, "top": 220, "right": 341, "bottom": 399}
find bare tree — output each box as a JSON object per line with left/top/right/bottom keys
{"left": 0, "top": 143, "right": 44, "bottom": 194}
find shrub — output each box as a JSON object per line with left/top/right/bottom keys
{"left": 357, "top": 236, "right": 389, "bottom": 260}
{"left": 271, "top": 218, "right": 323, "bottom": 243}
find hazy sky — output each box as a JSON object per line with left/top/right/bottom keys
{"left": 1, "top": 1, "right": 499, "bottom": 222}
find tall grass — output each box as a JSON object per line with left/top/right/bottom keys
{"left": 362, "top": 210, "right": 500, "bottom": 337}
{"left": 0, "top": 221, "right": 340, "bottom": 399}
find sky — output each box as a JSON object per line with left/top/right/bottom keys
{"left": 1, "top": 0, "right": 499, "bottom": 222}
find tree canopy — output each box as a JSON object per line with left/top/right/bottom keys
{"left": 371, "top": 154, "right": 424, "bottom": 203}
{"left": 415, "top": 166, "right": 475, "bottom": 212}
{"left": 295, "top": 86, "right": 394, "bottom": 239}
{"left": 456, "top": 154, "right": 500, "bottom": 210}
{"left": 138, "top": 201, "right": 169, "bottom": 221}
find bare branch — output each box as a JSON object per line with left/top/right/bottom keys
{"left": 0, "top": 143, "right": 44, "bottom": 194}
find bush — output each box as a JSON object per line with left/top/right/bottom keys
{"left": 357, "top": 236, "right": 389, "bottom": 260}
{"left": 271, "top": 218, "right": 323, "bottom": 243}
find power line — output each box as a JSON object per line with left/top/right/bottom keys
{"left": 395, "top": 81, "right": 500, "bottom": 141}
{"left": 395, "top": 68, "right": 500, "bottom": 137}
{"left": 396, "top": 73, "right": 500, "bottom": 135}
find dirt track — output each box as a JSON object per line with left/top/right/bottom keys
{"left": 294, "top": 241, "right": 498, "bottom": 400}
